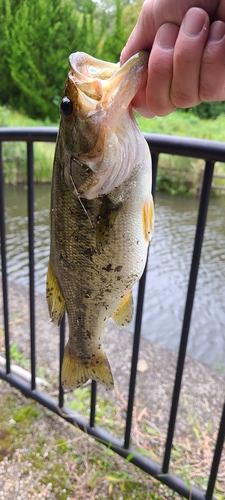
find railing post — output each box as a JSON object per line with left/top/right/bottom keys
{"left": 124, "top": 151, "right": 158, "bottom": 449}
{"left": 163, "top": 160, "right": 215, "bottom": 473}
{"left": 0, "top": 142, "right": 10, "bottom": 373}
{"left": 27, "top": 141, "right": 36, "bottom": 390}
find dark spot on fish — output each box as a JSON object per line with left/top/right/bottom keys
{"left": 83, "top": 247, "right": 96, "bottom": 261}
{"left": 58, "top": 295, "right": 62, "bottom": 302}
{"left": 137, "top": 240, "right": 139, "bottom": 244}
{"left": 84, "top": 291, "right": 91, "bottom": 298}
{"left": 114, "top": 266, "right": 123, "bottom": 272}
{"left": 96, "top": 360, "right": 99, "bottom": 364}
{"left": 86, "top": 330, "right": 94, "bottom": 340}
{"left": 116, "top": 276, "right": 121, "bottom": 281}
{"left": 102, "top": 263, "right": 113, "bottom": 272}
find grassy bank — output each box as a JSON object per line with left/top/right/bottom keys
{"left": 1, "top": 105, "right": 225, "bottom": 193}
{"left": 1, "top": 378, "right": 224, "bottom": 500}
{"left": 0, "top": 106, "right": 55, "bottom": 184}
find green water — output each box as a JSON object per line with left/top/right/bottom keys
{"left": 2, "top": 184, "right": 225, "bottom": 368}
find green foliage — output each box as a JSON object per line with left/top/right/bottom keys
{"left": 0, "top": 0, "right": 81, "bottom": 121}
{"left": 0, "top": 0, "right": 147, "bottom": 119}
{"left": 2, "top": 0, "right": 225, "bottom": 123}
{"left": 10, "top": 342, "right": 29, "bottom": 367}
{"left": 186, "top": 101, "right": 225, "bottom": 119}
{"left": 13, "top": 405, "right": 41, "bottom": 423}
{"left": 100, "top": 0, "right": 127, "bottom": 62}
{"left": 0, "top": 0, "right": 137, "bottom": 119}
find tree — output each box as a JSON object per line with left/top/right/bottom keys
{"left": 100, "top": 0, "right": 127, "bottom": 62}
{"left": 0, "top": 0, "right": 80, "bottom": 120}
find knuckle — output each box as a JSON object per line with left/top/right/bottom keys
{"left": 170, "top": 87, "right": 194, "bottom": 108}
{"left": 199, "top": 82, "right": 214, "bottom": 101}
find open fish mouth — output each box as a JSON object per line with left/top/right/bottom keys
{"left": 60, "top": 51, "right": 149, "bottom": 149}
{"left": 66, "top": 50, "right": 149, "bottom": 126}
{"left": 60, "top": 51, "right": 149, "bottom": 199}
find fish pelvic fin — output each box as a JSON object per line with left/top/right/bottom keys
{"left": 112, "top": 290, "right": 133, "bottom": 327}
{"left": 61, "top": 343, "right": 114, "bottom": 390}
{"left": 46, "top": 261, "right": 66, "bottom": 325}
{"left": 143, "top": 194, "right": 154, "bottom": 244}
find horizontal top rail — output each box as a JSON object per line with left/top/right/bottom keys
{"left": 0, "top": 126, "right": 58, "bottom": 142}
{"left": 1, "top": 127, "right": 225, "bottom": 162}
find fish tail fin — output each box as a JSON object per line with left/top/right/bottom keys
{"left": 61, "top": 343, "right": 114, "bottom": 390}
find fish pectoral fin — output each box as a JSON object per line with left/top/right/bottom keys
{"left": 62, "top": 344, "right": 114, "bottom": 390}
{"left": 112, "top": 290, "right": 133, "bottom": 327}
{"left": 46, "top": 261, "right": 66, "bottom": 326}
{"left": 143, "top": 194, "right": 154, "bottom": 243}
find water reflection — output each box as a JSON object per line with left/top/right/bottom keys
{"left": 2, "top": 185, "right": 225, "bottom": 368}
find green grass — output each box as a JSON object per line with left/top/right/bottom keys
{"left": 1, "top": 373, "right": 225, "bottom": 499}
{"left": 1, "top": 105, "right": 225, "bottom": 193}
{"left": 136, "top": 111, "right": 225, "bottom": 195}
{"left": 136, "top": 109, "right": 225, "bottom": 141}
{"left": 0, "top": 105, "right": 56, "bottom": 183}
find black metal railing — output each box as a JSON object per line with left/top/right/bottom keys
{"left": 0, "top": 127, "right": 225, "bottom": 499}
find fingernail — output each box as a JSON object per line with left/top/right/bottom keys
{"left": 183, "top": 7, "right": 207, "bottom": 37}
{"left": 157, "top": 23, "right": 178, "bottom": 50}
{"left": 208, "top": 21, "right": 225, "bottom": 42}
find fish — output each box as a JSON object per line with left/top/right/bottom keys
{"left": 46, "top": 50, "right": 154, "bottom": 390}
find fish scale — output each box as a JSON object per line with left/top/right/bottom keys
{"left": 46, "top": 51, "right": 154, "bottom": 390}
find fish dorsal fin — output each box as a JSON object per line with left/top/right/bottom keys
{"left": 143, "top": 194, "right": 154, "bottom": 243}
{"left": 112, "top": 290, "right": 133, "bottom": 327}
{"left": 46, "top": 261, "right": 66, "bottom": 326}
{"left": 96, "top": 196, "right": 121, "bottom": 251}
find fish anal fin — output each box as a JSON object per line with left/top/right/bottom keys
{"left": 46, "top": 261, "right": 66, "bottom": 326}
{"left": 61, "top": 343, "right": 114, "bottom": 390}
{"left": 143, "top": 194, "right": 154, "bottom": 243}
{"left": 112, "top": 290, "right": 133, "bottom": 327}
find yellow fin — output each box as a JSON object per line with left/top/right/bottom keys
{"left": 143, "top": 194, "right": 154, "bottom": 243}
{"left": 61, "top": 343, "right": 114, "bottom": 390}
{"left": 46, "top": 261, "right": 66, "bottom": 325}
{"left": 96, "top": 196, "right": 121, "bottom": 252}
{"left": 112, "top": 290, "right": 133, "bottom": 327}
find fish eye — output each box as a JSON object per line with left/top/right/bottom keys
{"left": 60, "top": 97, "right": 73, "bottom": 117}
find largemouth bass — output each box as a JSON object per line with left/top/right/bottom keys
{"left": 46, "top": 51, "right": 154, "bottom": 390}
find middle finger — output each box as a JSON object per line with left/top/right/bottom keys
{"left": 171, "top": 7, "right": 210, "bottom": 109}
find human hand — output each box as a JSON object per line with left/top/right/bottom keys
{"left": 120, "top": 1, "right": 225, "bottom": 117}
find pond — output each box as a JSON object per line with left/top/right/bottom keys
{"left": 2, "top": 184, "right": 225, "bottom": 369}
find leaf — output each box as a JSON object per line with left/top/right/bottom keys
{"left": 137, "top": 358, "right": 148, "bottom": 373}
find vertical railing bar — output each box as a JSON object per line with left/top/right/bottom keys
{"left": 206, "top": 401, "right": 225, "bottom": 500}
{"left": 163, "top": 160, "right": 215, "bottom": 473}
{"left": 90, "top": 381, "right": 97, "bottom": 427}
{"left": 59, "top": 313, "right": 66, "bottom": 408}
{"left": 124, "top": 151, "right": 158, "bottom": 449}
{"left": 0, "top": 142, "right": 10, "bottom": 373}
{"left": 27, "top": 141, "right": 36, "bottom": 391}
